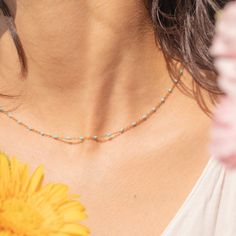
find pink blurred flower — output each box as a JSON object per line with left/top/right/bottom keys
{"left": 209, "top": 96, "right": 236, "bottom": 167}
{"left": 209, "top": 1, "right": 236, "bottom": 168}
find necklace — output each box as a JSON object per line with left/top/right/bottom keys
{"left": 0, "top": 69, "right": 183, "bottom": 145}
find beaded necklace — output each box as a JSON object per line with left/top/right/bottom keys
{"left": 0, "top": 69, "right": 183, "bottom": 144}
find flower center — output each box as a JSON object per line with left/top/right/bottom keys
{"left": 0, "top": 199, "right": 43, "bottom": 235}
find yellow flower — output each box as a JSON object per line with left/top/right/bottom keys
{"left": 0, "top": 152, "right": 90, "bottom": 236}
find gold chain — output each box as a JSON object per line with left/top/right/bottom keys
{"left": 0, "top": 70, "right": 183, "bottom": 144}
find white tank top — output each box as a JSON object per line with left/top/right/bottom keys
{"left": 161, "top": 156, "right": 236, "bottom": 236}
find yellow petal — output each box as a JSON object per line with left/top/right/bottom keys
{"left": 19, "top": 165, "right": 30, "bottom": 194}
{"left": 0, "top": 152, "right": 10, "bottom": 180}
{"left": 63, "top": 208, "right": 87, "bottom": 221}
{"left": 60, "top": 224, "right": 90, "bottom": 236}
{"left": 26, "top": 165, "right": 44, "bottom": 195}
{"left": 58, "top": 201, "right": 85, "bottom": 212}
{"left": 0, "top": 153, "right": 11, "bottom": 198}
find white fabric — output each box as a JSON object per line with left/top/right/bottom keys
{"left": 161, "top": 157, "right": 236, "bottom": 236}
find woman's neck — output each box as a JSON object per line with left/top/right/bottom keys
{"left": 0, "top": 0, "right": 175, "bottom": 141}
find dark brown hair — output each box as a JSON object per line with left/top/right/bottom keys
{"left": 146, "top": 0, "right": 230, "bottom": 115}
{"left": 0, "top": 0, "right": 231, "bottom": 115}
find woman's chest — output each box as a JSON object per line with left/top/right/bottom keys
{"left": 79, "top": 152, "right": 209, "bottom": 235}
{"left": 0, "top": 113, "right": 211, "bottom": 235}
{"left": 2, "top": 143, "right": 209, "bottom": 235}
